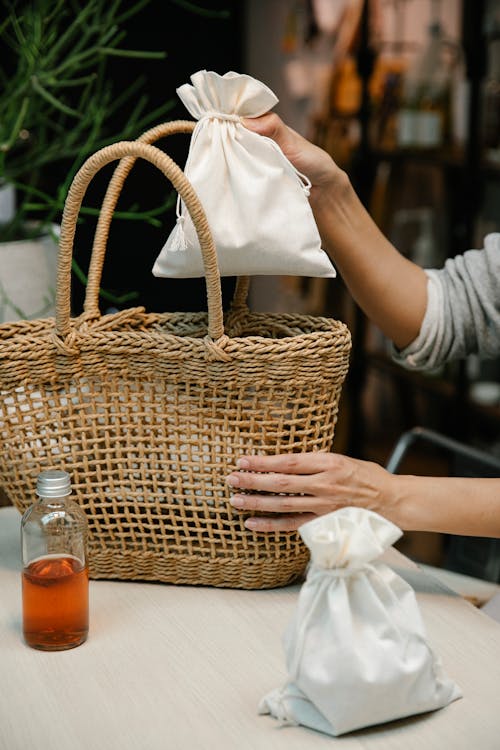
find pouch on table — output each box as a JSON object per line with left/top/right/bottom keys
{"left": 259, "top": 507, "right": 461, "bottom": 736}
{"left": 152, "top": 69, "right": 336, "bottom": 279}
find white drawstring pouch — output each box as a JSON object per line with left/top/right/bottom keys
{"left": 259, "top": 507, "right": 461, "bottom": 736}
{"left": 152, "top": 70, "right": 336, "bottom": 279}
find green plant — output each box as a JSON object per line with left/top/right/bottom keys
{"left": 1, "top": 0, "right": 233, "bottom": 309}
{"left": 0, "top": 0, "right": 181, "bottom": 250}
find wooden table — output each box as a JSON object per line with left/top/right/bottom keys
{"left": 1, "top": 505, "right": 500, "bottom": 749}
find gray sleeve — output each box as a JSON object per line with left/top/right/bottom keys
{"left": 392, "top": 233, "right": 500, "bottom": 371}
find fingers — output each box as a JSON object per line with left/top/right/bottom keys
{"left": 242, "top": 112, "right": 343, "bottom": 192}
{"left": 230, "top": 490, "right": 335, "bottom": 517}
{"left": 232, "top": 451, "right": 335, "bottom": 475}
{"left": 242, "top": 112, "right": 298, "bottom": 148}
{"left": 242, "top": 113, "right": 313, "bottom": 169}
{"left": 244, "top": 513, "right": 317, "bottom": 533}
{"left": 229, "top": 480, "right": 317, "bottom": 531}
{"left": 226, "top": 468, "right": 315, "bottom": 495}
{"left": 230, "top": 493, "right": 312, "bottom": 514}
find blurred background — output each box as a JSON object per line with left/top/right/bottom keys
{"left": 1, "top": 0, "right": 500, "bottom": 573}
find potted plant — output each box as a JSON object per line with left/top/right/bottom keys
{"left": 0, "top": 0, "right": 178, "bottom": 321}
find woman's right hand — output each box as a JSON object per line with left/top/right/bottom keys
{"left": 242, "top": 113, "right": 348, "bottom": 200}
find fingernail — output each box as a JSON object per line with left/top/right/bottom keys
{"left": 236, "top": 458, "right": 250, "bottom": 469}
{"left": 244, "top": 519, "right": 258, "bottom": 530}
{"left": 226, "top": 473, "right": 240, "bottom": 488}
{"left": 230, "top": 495, "right": 245, "bottom": 509}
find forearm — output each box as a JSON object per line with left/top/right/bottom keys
{"left": 311, "top": 175, "right": 428, "bottom": 349}
{"left": 393, "top": 474, "right": 500, "bottom": 537}
{"left": 243, "top": 114, "right": 428, "bottom": 348}
{"left": 227, "top": 453, "right": 500, "bottom": 538}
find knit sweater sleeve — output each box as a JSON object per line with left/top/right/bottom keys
{"left": 392, "top": 233, "right": 500, "bottom": 371}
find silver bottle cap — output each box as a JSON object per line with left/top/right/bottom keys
{"left": 36, "top": 470, "right": 72, "bottom": 498}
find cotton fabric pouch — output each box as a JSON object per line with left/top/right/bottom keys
{"left": 152, "top": 70, "right": 336, "bottom": 278}
{"left": 259, "top": 507, "right": 461, "bottom": 736}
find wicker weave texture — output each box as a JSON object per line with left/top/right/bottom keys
{"left": 0, "top": 309, "right": 350, "bottom": 587}
{"left": 0, "top": 128, "right": 351, "bottom": 588}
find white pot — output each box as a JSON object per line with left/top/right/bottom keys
{"left": 0, "top": 226, "right": 59, "bottom": 323}
{"left": 0, "top": 182, "right": 15, "bottom": 224}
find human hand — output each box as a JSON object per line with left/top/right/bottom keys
{"left": 226, "top": 452, "right": 400, "bottom": 532}
{"left": 242, "top": 113, "right": 346, "bottom": 195}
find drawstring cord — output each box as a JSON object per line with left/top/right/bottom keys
{"left": 201, "top": 111, "right": 242, "bottom": 122}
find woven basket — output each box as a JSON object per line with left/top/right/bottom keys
{"left": 0, "top": 121, "right": 351, "bottom": 589}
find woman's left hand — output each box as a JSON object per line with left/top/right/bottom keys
{"left": 226, "top": 452, "right": 400, "bottom": 532}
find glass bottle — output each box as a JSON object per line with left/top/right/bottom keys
{"left": 21, "top": 470, "right": 89, "bottom": 651}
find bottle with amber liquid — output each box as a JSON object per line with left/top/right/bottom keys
{"left": 21, "top": 470, "right": 89, "bottom": 650}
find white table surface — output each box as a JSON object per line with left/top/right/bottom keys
{"left": 1, "top": 505, "right": 500, "bottom": 750}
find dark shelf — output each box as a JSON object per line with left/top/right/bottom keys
{"left": 370, "top": 147, "right": 500, "bottom": 180}
{"left": 467, "top": 398, "right": 500, "bottom": 423}
{"left": 343, "top": 0, "right": 498, "bottom": 455}
{"left": 370, "top": 146, "right": 465, "bottom": 170}
{"left": 482, "top": 158, "right": 500, "bottom": 179}
{"left": 366, "top": 350, "right": 457, "bottom": 399}
{"left": 367, "top": 349, "right": 500, "bottom": 423}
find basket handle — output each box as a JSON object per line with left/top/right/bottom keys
{"left": 56, "top": 140, "right": 224, "bottom": 341}
{"left": 84, "top": 119, "right": 250, "bottom": 318}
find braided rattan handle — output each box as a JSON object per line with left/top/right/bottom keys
{"left": 85, "top": 119, "right": 250, "bottom": 317}
{"left": 56, "top": 141, "right": 224, "bottom": 340}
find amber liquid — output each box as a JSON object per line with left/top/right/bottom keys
{"left": 22, "top": 554, "right": 89, "bottom": 651}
